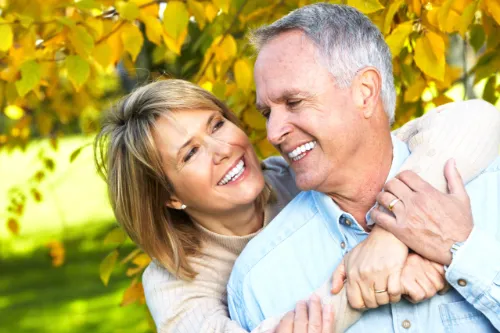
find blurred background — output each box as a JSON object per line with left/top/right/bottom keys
{"left": 1, "top": 0, "right": 499, "bottom": 332}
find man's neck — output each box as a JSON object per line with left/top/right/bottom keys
{"left": 326, "top": 132, "right": 394, "bottom": 230}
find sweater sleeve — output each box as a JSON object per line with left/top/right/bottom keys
{"left": 393, "top": 99, "right": 500, "bottom": 193}
{"left": 143, "top": 261, "right": 249, "bottom": 333}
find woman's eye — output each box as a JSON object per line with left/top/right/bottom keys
{"left": 184, "top": 147, "right": 198, "bottom": 162}
{"left": 213, "top": 119, "right": 225, "bottom": 132}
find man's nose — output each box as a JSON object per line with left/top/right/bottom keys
{"left": 206, "top": 136, "right": 232, "bottom": 165}
{"left": 267, "top": 108, "right": 292, "bottom": 148}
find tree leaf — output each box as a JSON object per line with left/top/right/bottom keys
{"left": 404, "top": 75, "right": 426, "bottom": 102}
{"left": 188, "top": 0, "right": 207, "bottom": 30}
{"left": 212, "top": 0, "right": 230, "bottom": 14}
{"left": 15, "top": 60, "right": 41, "bottom": 97}
{"left": 69, "top": 26, "right": 95, "bottom": 57}
{"left": 458, "top": 1, "right": 477, "bottom": 37}
{"left": 7, "top": 218, "right": 19, "bottom": 235}
{"left": 347, "top": 0, "right": 384, "bottom": 14}
{"left": 214, "top": 35, "right": 237, "bottom": 62}
{"left": 385, "top": 22, "right": 413, "bottom": 58}
{"left": 132, "top": 253, "right": 151, "bottom": 268}
{"left": 74, "top": 0, "right": 100, "bottom": 11}
{"left": 383, "top": 0, "right": 403, "bottom": 35}
{"left": 485, "top": 0, "right": 500, "bottom": 25}
{"left": 4, "top": 105, "right": 24, "bottom": 120}
{"left": 69, "top": 145, "right": 84, "bottom": 163}
{"left": 244, "top": 107, "right": 266, "bottom": 130}
{"left": 100, "top": 249, "right": 119, "bottom": 286}
{"left": 469, "top": 24, "right": 485, "bottom": 53}
{"left": 205, "top": 2, "right": 218, "bottom": 22}
{"left": 103, "top": 227, "right": 127, "bottom": 245}
{"left": 482, "top": 75, "right": 497, "bottom": 104}
{"left": 140, "top": 14, "right": 163, "bottom": 45}
{"left": 163, "top": 1, "right": 189, "bottom": 40}
{"left": 414, "top": 32, "right": 445, "bottom": 81}
{"left": 234, "top": 59, "right": 252, "bottom": 92}
{"left": 120, "top": 281, "right": 145, "bottom": 306}
{"left": 0, "top": 24, "right": 13, "bottom": 52}
{"left": 116, "top": 1, "right": 140, "bottom": 21}
{"left": 92, "top": 43, "right": 113, "bottom": 68}
{"left": 121, "top": 23, "right": 144, "bottom": 62}
{"left": 46, "top": 240, "right": 65, "bottom": 267}
{"left": 66, "top": 55, "right": 90, "bottom": 90}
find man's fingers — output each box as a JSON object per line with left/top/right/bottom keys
{"left": 370, "top": 206, "right": 397, "bottom": 232}
{"left": 375, "top": 191, "right": 405, "bottom": 217}
{"left": 387, "top": 271, "right": 402, "bottom": 303}
{"left": 403, "top": 279, "right": 426, "bottom": 303}
{"left": 322, "top": 303, "right": 335, "bottom": 333}
{"left": 347, "top": 280, "right": 365, "bottom": 309}
{"left": 444, "top": 159, "right": 468, "bottom": 201}
{"left": 308, "top": 294, "right": 323, "bottom": 333}
{"left": 331, "top": 259, "right": 346, "bottom": 294}
{"left": 275, "top": 311, "right": 294, "bottom": 333}
{"left": 294, "top": 301, "right": 308, "bottom": 332}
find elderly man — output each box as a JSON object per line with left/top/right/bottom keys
{"left": 227, "top": 3, "right": 500, "bottom": 333}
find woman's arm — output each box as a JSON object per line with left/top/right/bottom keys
{"left": 395, "top": 99, "right": 500, "bottom": 192}
{"left": 143, "top": 261, "right": 249, "bottom": 333}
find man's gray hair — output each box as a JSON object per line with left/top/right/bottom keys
{"left": 250, "top": 3, "right": 396, "bottom": 123}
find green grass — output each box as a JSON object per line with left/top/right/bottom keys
{"left": 0, "top": 136, "right": 154, "bottom": 333}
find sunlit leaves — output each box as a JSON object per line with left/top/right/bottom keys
{"left": 100, "top": 249, "right": 119, "bottom": 286}
{"left": 103, "top": 227, "right": 127, "bottom": 245}
{"left": 116, "top": 1, "right": 140, "bottom": 21}
{"left": 121, "top": 281, "right": 145, "bottom": 306}
{"left": 485, "top": 0, "right": 500, "bottom": 25}
{"left": 121, "top": 23, "right": 144, "bottom": 62}
{"left": 385, "top": 22, "right": 413, "bottom": 58}
{"left": 4, "top": 105, "right": 24, "bottom": 120}
{"left": 15, "top": 60, "right": 41, "bottom": 97}
{"left": 234, "top": 59, "right": 252, "bottom": 92}
{"left": 69, "top": 26, "right": 95, "bottom": 58}
{"left": 213, "top": 0, "right": 230, "bottom": 14}
{"left": 414, "top": 32, "right": 445, "bottom": 81}
{"left": 163, "top": 1, "right": 190, "bottom": 40}
{"left": 46, "top": 240, "right": 65, "bottom": 267}
{"left": 141, "top": 15, "right": 163, "bottom": 45}
{"left": 66, "top": 55, "right": 90, "bottom": 90}
{"left": 7, "top": 218, "right": 19, "bottom": 235}
{"left": 348, "top": 0, "right": 384, "bottom": 14}
{"left": 0, "top": 24, "right": 13, "bottom": 51}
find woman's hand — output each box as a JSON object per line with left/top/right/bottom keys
{"left": 272, "top": 294, "right": 335, "bottom": 333}
{"left": 400, "top": 253, "right": 447, "bottom": 303}
{"left": 331, "top": 226, "right": 408, "bottom": 309}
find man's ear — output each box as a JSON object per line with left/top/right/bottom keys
{"left": 165, "top": 195, "right": 184, "bottom": 210}
{"left": 352, "top": 67, "right": 382, "bottom": 119}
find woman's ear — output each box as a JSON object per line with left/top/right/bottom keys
{"left": 165, "top": 195, "right": 185, "bottom": 210}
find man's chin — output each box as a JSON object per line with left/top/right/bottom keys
{"left": 294, "top": 174, "right": 319, "bottom": 192}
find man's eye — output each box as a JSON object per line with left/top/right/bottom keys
{"left": 261, "top": 109, "right": 271, "bottom": 119}
{"left": 287, "top": 100, "right": 302, "bottom": 108}
{"left": 184, "top": 147, "right": 198, "bottom": 162}
{"left": 213, "top": 120, "right": 225, "bottom": 132}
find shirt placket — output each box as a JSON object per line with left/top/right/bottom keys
{"left": 391, "top": 302, "right": 421, "bottom": 333}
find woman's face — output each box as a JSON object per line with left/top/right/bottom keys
{"left": 153, "top": 108, "right": 265, "bottom": 216}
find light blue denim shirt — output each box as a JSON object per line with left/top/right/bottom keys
{"left": 227, "top": 136, "right": 500, "bottom": 333}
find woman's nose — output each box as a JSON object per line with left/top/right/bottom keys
{"left": 206, "top": 137, "right": 232, "bottom": 165}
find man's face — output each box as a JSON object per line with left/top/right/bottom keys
{"left": 254, "top": 30, "right": 366, "bottom": 192}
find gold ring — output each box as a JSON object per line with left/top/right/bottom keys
{"left": 375, "top": 289, "right": 388, "bottom": 294}
{"left": 388, "top": 198, "right": 402, "bottom": 211}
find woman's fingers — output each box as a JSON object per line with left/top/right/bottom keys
{"left": 294, "top": 301, "right": 309, "bottom": 332}
{"left": 276, "top": 311, "right": 295, "bottom": 333}
{"left": 322, "top": 303, "right": 335, "bottom": 333}
{"left": 308, "top": 295, "right": 323, "bottom": 333}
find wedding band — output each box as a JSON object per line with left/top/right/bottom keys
{"left": 388, "top": 198, "right": 402, "bottom": 211}
{"left": 374, "top": 289, "right": 388, "bottom": 294}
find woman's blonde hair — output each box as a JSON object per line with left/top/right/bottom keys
{"left": 94, "top": 79, "right": 271, "bottom": 281}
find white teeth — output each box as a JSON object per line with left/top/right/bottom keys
{"left": 288, "top": 141, "right": 316, "bottom": 160}
{"left": 218, "top": 159, "right": 245, "bottom": 186}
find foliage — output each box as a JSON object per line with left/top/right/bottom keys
{"left": 1, "top": 0, "right": 499, "bottom": 327}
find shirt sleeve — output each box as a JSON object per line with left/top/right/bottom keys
{"left": 445, "top": 226, "right": 500, "bottom": 330}
{"left": 394, "top": 99, "right": 500, "bottom": 193}
{"left": 143, "top": 262, "right": 249, "bottom": 333}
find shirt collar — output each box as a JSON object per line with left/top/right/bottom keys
{"left": 311, "top": 135, "right": 410, "bottom": 235}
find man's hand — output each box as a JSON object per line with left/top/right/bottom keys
{"left": 372, "top": 159, "right": 473, "bottom": 265}
{"left": 400, "top": 253, "right": 447, "bottom": 303}
{"left": 331, "top": 226, "right": 408, "bottom": 309}
{"left": 272, "top": 295, "right": 335, "bottom": 333}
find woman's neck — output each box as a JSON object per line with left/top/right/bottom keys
{"left": 189, "top": 204, "right": 264, "bottom": 237}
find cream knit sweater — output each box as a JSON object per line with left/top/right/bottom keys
{"left": 143, "top": 100, "right": 500, "bottom": 333}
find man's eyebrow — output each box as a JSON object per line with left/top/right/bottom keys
{"left": 177, "top": 112, "right": 217, "bottom": 158}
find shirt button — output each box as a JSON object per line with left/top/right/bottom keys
{"left": 345, "top": 219, "right": 352, "bottom": 226}
{"left": 340, "top": 242, "right": 346, "bottom": 249}
{"left": 458, "top": 279, "right": 467, "bottom": 287}
{"left": 402, "top": 320, "right": 411, "bottom": 329}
